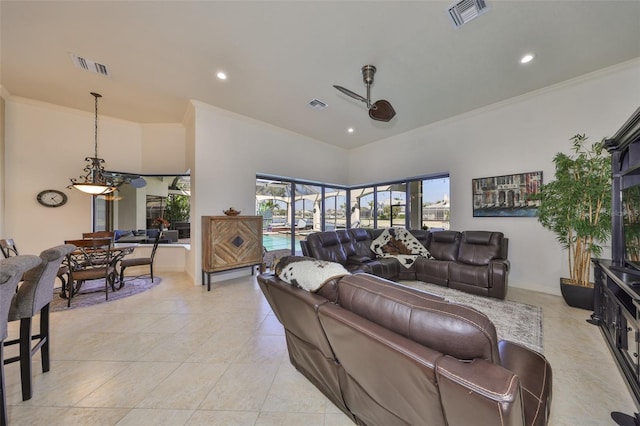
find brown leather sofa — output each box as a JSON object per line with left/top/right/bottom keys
{"left": 257, "top": 272, "right": 552, "bottom": 426}
{"left": 302, "top": 228, "right": 510, "bottom": 299}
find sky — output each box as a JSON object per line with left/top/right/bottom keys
{"left": 422, "top": 177, "right": 450, "bottom": 204}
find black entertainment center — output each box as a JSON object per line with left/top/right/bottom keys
{"left": 591, "top": 106, "right": 640, "bottom": 417}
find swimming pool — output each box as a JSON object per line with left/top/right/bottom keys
{"left": 263, "top": 233, "right": 303, "bottom": 253}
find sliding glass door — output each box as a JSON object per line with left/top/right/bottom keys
{"left": 256, "top": 178, "right": 294, "bottom": 252}
{"left": 256, "top": 173, "right": 450, "bottom": 253}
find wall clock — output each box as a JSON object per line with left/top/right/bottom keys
{"left": 36, "top": 189, "right": 68, "bottom": 208}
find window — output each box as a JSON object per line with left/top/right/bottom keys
{"left": 325, "top": 187, "right": 347, "bottom": 231}
{"left": 350, "top": 187, "right": 375, "bottom": 229}
{"left": 257, "top": 173, "right": 450, "bottom": 253}
{"left": 421, "top": 176, "right": 450, "bottom": 230}
{"left": 93, "top": 173, "right": 191, "bottom": 243}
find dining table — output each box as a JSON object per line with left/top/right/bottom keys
{"left": 61, "top": 242, "right": 139, "bottom": 299}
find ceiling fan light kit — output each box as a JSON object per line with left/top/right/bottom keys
{"left": 333, "top": 64, "right": 396, "bottom": 122}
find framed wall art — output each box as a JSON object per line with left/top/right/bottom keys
{"left": 472, "top": 171, "right": 542, "bottom": 217}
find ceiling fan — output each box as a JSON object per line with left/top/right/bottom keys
{"left": 104, "top": 171, "right": 147, "bottom": 188}
{"left": 333, "top": 65, "right": 396, "bottom": 122}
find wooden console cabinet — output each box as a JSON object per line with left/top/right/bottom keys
{"left": 201, "top": 215, "right": 263, "bottom": 290}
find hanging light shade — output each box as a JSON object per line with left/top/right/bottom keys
{"left": 69, "top": 92, "right": 117, "bottom": 195}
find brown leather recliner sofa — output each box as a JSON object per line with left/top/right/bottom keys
{"left": 301, "top": 228, "right": 510, "bottom": 299}
{"left": 257, "top": 272, "right": 552, "bottom": 426}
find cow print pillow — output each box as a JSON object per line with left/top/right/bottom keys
{"left": 371, "top": 228, "right": 433, "bottom": 258}
{"left": 274, "top": 256, "right": 350, "bottom": 292}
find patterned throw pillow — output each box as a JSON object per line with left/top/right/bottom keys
{"left": 370, "top": 228, "right": 434, "bottom": 268}
{"left": 371, "top": 228, "right": 433, "bottom": 258}
{"left": 370, "top": 228, "right": 394, "bottom": 255}
{"left": 274, "top": 256, "right": 350, "bottom": 292}
{"left": 393, "top": 228, "right": 433, "bottom": 259}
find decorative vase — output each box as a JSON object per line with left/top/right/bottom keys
{"left": 560, "top": 278, "right": 594, "bottom": 310}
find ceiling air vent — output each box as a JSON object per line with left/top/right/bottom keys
{"left": 448, "top": 0, "right": 488, "bottom": 28}
{"left": 69, "top": 53, "right": 110, "bottom": 77}
{"left": 308, "top": 98, "right": 328, "bottom": 109}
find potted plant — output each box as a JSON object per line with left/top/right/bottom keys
{"left": 165, "top": 195, "right": 190, "bottom": 225}
{"left": 535, "top": 134, "right": 612, "bottom": 309}
{"left": 152, "top": 217, "right": 170, "bottom": 231}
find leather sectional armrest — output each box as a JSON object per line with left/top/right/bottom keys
{"left": 498, "top": 340, "right": 552, "bottom": 426}
{"left": 436, "top": 355, "right": 524, "bottom": 426}
{"left": 491, "top": 258, "right": 511, "bottom": 271}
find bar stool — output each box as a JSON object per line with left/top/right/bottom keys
{"left": 4, "top": 245, "right": 76, "bottom": 402}
{"left": 0, "top": 255, "right": 41, "bottom": 426}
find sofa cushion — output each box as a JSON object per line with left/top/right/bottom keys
{"left": 114, "top": 230, "right": 133, "bottom": 240}
{"left": 306, "top": 232, "right": 349, "bottom": 265}
{"left": 274, "top": 256, "right": 350, "bottom": 292}
{"left": 357, "top": 258, "right": 401, "bottom": 280}
{"left": 415, "top": 257, "right": 451, "bottom": 287}
{"left": 449, "top": 262, "right": 491, "bottom": 288}
{"left": 337, "top": 274, "right": 500, "bottom": 362}
{"left": 428, "top": 230, "right": 462, "bottom": 261}
{"left": 457, "top": 231, "right": 503, "bottom": 266}
{"left": 346, "top": 228, "right": 374, "bottom": 262}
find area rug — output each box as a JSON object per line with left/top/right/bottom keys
{"left": 50, "top": 277, "right": 161, "bottom": 312}
{"left": 399, "top": 281, "right": 543, "bottom": 353}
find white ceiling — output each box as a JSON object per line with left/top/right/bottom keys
{"left": 1, "top": 1, "right": 639, "bottom": 149}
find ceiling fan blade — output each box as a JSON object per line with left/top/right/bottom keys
{"left": 333, "top": 85, "right": 368, "bottom": 104}
{"left": 369, "top": 100, "right": 396, "bottom": 122}
{"left": 130, "top": 177, "right": 147, "bottom": 188}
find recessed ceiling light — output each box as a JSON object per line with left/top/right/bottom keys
{"left": 216, "top": 71, "right": 227, "bottom": 80}
{"left": 347, "top": 128, "right": 354, "bottom": 133}
{"left": 520, "top": 54, "right": 534, "bottom": 64}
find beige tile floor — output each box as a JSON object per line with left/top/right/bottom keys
{"left": 2, "top": 272, "right": 637, "bottom": 425}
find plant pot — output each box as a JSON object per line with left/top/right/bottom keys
{"left": 560, "top": 278, "right": 594, "bottom": 310}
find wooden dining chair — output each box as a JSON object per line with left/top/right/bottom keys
{"left": 64, "top": 238, "right": 116, "bottom": 308}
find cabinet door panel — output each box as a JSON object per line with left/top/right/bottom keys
{"left": 202, "top": 216, "right": 263, "bottom": 272}
{"left": 622, "top": 309, "right": 640, "bottom": 379}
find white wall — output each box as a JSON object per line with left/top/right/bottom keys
{"left": 348, "top": 59, "right": 640, "bottom": 295}
{"left": 3, "top": 60, "right": 639, "bottom": 295}
{"left": 182, "top": 103, "right": 197, "bottom": 282}
{"left": 3, "top": 97, "right": 186, "bottom": 257}
{"left": 191, "top": 102, "right": 349, "bottom": 283}
{"left": 141, "top": 124, "right": 186, "bottom": 174}
{"left": 0, "top": 94, "right": 5, "bottom": 238}
{"left": 4, "top": 98, "right": 142, "bottom": 254}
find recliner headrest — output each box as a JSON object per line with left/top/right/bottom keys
{"left": 337, "top": 274, "right": 500, "bottom": 362}
{"left": 463, "top": 231, "right": 502, "bottom": 245}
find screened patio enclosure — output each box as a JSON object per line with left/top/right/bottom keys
{"left": 256, "top": 175, "right": 449, "bottom": 254}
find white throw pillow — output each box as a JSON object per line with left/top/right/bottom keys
{"left": 275, "top": 256, "right": 350, "bottom": 292}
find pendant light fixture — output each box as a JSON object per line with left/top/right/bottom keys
{"left": 69, "top": 92, "right": 117, "bottom": 195}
